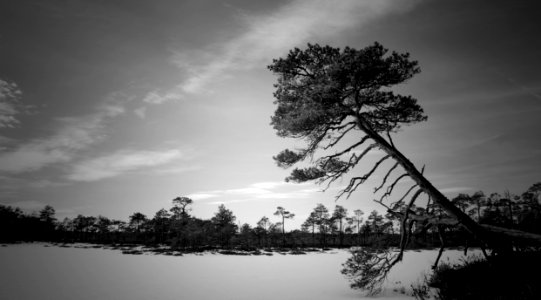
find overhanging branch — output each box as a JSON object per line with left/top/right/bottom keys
{"left": 374, "top": 162, "right": 399, "bottom": 193}
{"left": 379, "top": 173, "right": 409, "bottom": 203}
{"left": 336, "top": 155, "right": 391, "bottom": 200}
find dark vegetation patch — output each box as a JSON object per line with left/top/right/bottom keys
{"left": 121, "top": 249, "right": 144, "bottom": 255}
{"left": 425, "top": 251, "right": 541, "bottom": 300}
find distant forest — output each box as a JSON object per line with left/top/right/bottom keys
{"left": 1, "top": 182, "right": 540, "bottom": 251}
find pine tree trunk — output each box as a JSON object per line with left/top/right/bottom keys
{"left": 356, "top": 117, "right": 541, "bottom": 248}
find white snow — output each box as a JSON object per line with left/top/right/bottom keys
{"left": 0, "top": 244, "right": 478, "bottom": 300}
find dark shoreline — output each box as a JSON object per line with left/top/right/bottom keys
{"left": 1, "top": 241, "right": 473, "bottom": 257}
{"left": 1, "top": 241, "right": 341, "bottom": 256}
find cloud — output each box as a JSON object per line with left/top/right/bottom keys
{"left": 0, "top": 79, "right": 25, "bottom": 128}
{"left": 150, "top": 165, "right": 201, "bottom": 176}
{"left": 187, "top": 193, "right": 221, "bottom": 201}
{"left": 100, "top": 104, "right": 126, "bottom": 117}
{"left": 0, "top": 115, "right": 110, "bottom": 173}
{"left": 188, "top": 181, "right": 319, "bottom": 204}
{"left": 440, "top": 186, "right": 475, "bottom": 194}
{"left": 67, "top": 149, "right": 185, "bottom": 181}
{"left": 142, "top": 90, "right": 183, "bottom": 105}
{"left": 172, "top": 0, "right": 422, "bottom": 94}
{"left": 0, "top": 91, "right": 129, "bottom": 174}
{"left": 250, "top": 181, "right": 290, "bottom": 189}
{"left": 134, "top": 107, "right": 147, "bottom": 119}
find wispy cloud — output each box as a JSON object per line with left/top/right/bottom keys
{"left": 188, "top": 181, "right": 319, "bottom": 204}
{"left": 67, "top": 149, "right": 185, "bottom": 181}
{"left": 172, "top": 0, "right": 422, "bottom": 94}
{"left": 440, "top": 186, "right": 475, "bottom": 194}
{"left": 134, "top": 107, "right": 147, "bottom": 119}
{"left": 0, "top": 91, "right": 128, "bottom": 174}
{"left": 188, "top": 193, "right": 221, "bottom": 201}
{"left": 142, "top": 90, "right": 183, "bottom": 105}
{"left": 0, "top": 79, "right": 29, "bottom": 128}
{"left": 150, "top": 165, "right": 201, "bottom": 176}
{"left": 133, "top": 89, "right": 184, "bottom": 118}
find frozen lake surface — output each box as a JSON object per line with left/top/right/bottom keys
{"left": 0, "top": 243, "right": 476, "bottom": 300}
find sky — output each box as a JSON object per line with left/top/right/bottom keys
{"left": 1, "top": 0, "right": 540, "bottom": 229}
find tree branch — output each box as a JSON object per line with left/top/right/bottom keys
{"left": 324, "top": 136, "right": 370, "bottom": 159}
{"left": 374, "top": 162, "right": 399, "bottom": 193}
{"left": 392, "top": 184, "right": 419, "bottom": 209}
{"left": 324, "top": 123, "right": 357, "bottom": 149}
{"left": 336, "top": 155, "right": 391, "bottom": 200}
{"left": 386, "top": 131, "right": 395, "bottom": 148}
{"left": 432, "top": 225, "right": 446, "bottom": 269}
{"left": 378, "top": 173, "right": 409, "bottom": 203}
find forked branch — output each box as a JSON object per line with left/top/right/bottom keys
{"left": 374, "top": 162, "right": 399, "bottom": 193}
{"left": 336, "top": 155, "right": 391, "bottom": 200}
{"left": 379, "top": 173, "right": 410, "bottom": 202}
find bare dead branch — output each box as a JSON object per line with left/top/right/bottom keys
{"left": 386, "top": 131, "right": 395, "bottom": 148}
{"left": 374, "top": 162, "right": 399, "bottom": 193}
{"left": 329, "top": 120, "right": 357, "bottom": 131}
{"left": 335, "top": 177, "right": 363, "bottom": 200}
{"left": 335, "top": 155, "right": 391, "bottom": 200}
{"left": 389, "top": 188, "right": 425, "bottom": 267}
{"left": 324, "top": 136, "right": 370, "bottom": 159}
{"left": 432, "top": 225, "right": 446, "bottom": 269}
{"left": 406, "top": 189, "right": 424, "bottom": 211}
{"left": 392, "top": 217, "right": 415, "bottom": 266}
{"left": 378, "top": 173, "right": 409, "bottom": 203}
{"left": 321, "top": 143, "right": 380, "bottom": 189}
{"left": 355, "top": 143, "right": 378, "bottom": 162}
{"left": 324, "top": 123, "right": 358, "bottom": 149}
{"left": 392, "top": 184, "right": 419, "bottom": 208}
{"left": 373, "top": 198, "right": 393, "bottom": 212}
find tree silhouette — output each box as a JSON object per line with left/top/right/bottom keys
{"left": 269, "top": 42, "right": 541, "bottom": 292}
{"left": 129, "top": 212, "right": 148, "bottom": 240}
{"left": 347, "top": 209, "right": 364, "bottom": 245}
{"left": 269, "top": 42, "right": 541, "bottom": 249}
{"left": 332, "top": 205, "right": 348, "bottom": 246}
{"left": 96, "top": 216, "right": 112, "bottom": 243}
{"left": 152, "top": 208, "right": 171, "bottom": 244}
{"left": 39, "top": 205, "right": 56, "bottom": 224}
{"left": 38, "top": 205, "right": 56, "bottom": 239}
{"left": 302, "top": 212, "right": 318, "bottom": 244}
{"left": 311, "top": 204, "right": 330, "bottom": 248}
{"left": 367, "top": 210, "right": 385, "bottom": 236}
{"left": 469, "top": 191, "right": 486, "bottom": 221}
{"left": 170, "top": 197, "right": 193, "bottom": 246}
{"left": 274, "top": 206, "right": 295, "bottom": 246}
{"left": 171, "top": 197, "right": 193, "bottom": 218}
{"left": 211, "top": 204, "right": 237, "bottom": 247}
{"left": 255, "top": 216, "right": 272, "bottom": 247}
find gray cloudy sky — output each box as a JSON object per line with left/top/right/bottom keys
{"left": 1, "top": 0, "right": 540, "bottom": 228}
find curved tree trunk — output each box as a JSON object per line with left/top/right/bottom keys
{"left": 356, "top": 118, "right": 541, "bottom": 248}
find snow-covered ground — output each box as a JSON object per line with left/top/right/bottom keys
{"left": 0, "top": 244, "right": 477, "bottom": 300}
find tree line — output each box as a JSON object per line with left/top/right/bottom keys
{"left": 2, "top": 183, "right": 539, "bottom": 251}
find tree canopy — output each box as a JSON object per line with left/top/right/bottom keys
{"left": 270, "top": 42, "right": 426, "bottom": 193}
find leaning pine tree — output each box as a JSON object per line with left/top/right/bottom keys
{"left": 268, "top": 42, "right": 541, "bottom": 293}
